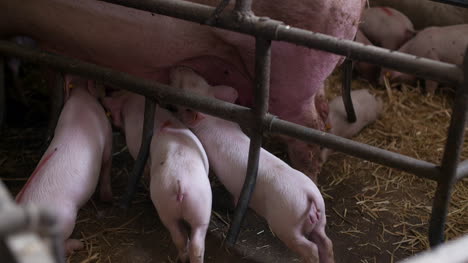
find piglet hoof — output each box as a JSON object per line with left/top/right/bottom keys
{"left": 65, "top": 239, "right": 84, "bottom": 255}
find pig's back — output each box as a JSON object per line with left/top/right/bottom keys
{"left": 20, "top": 90, "right": 111, "bottom": 206}
{"left": 402, "top": 25, "right": 468, "bottom": 65}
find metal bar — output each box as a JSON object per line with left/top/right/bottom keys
{"left": 0, "top": 57, "right": 4, "bottom": 130}
{"left": 102, "top": 0, "right": 463, "bottom": 86}
{"left": 0, "top": 180, "right": 64, "bottom": 263}
{"left": 0, "top": 42, "right": 443, "bottom": 181}
{"left": 342, "top": 58, "right": 356, "bottom": 123}
{"left": 227, "top": 37, "right": 271, "bottom": 245}
{"left": 429, "top": 48, "right": 468, "bottom": 247}
{"left": 205, "top": 0, "right": 231, "bottom": 25}
{"left": 234, "top": 0, "right": 252, "bottom": 13}
{"left": 430, "top": 0, "right": 468, "bottom": 8}
{"left": 455, "top": 160, "right": 468, "bottom": 182}
{"left": 268, "top": 118, "right": 440, "bottom": 180}
{"left": 0, "top": 41, "right": 253, "bottom": 126}
{"left": 0, "top": 180, "right": 14, "bottom": 211}
{"left": 121, "top": 97, "right": 156, "bottom": 209}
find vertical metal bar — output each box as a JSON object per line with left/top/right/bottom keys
{"left": 234, "top": 0, "right": 252, "bottom": 13}
{"left": 0, "top": 57, "right": 4, "bottom": 130}
{"left": 120, "top": 97, "right": 156, "bottom": 209}
{"left": 226, "top": 37, "right": 271, "bottom": 245}
{"left": 342, "top": 58, "right": 356, "bottom": 123}
{"left": 429, "top": 48, "right": 468, "bottom": 247}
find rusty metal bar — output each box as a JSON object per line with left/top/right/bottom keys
{"left": 342, "top": 58, "right": 356, "bottom": 123}
{"left": 0, "top": 41, "right": 443, "bottom": 181}
{"left": 429, "top": 48, "right": 468, "bottom": 247}
{"left": 0, "top": 57, "right": 4, "bottom": 130}
{"left": 227, "top": 37, "right": 271, "bottom": 245}
{"left": 455, "top": 160, "right": 468, "bottom": 182}
{"left": 121, "top": 97, "right": 156, "bottom": 209}
{"left": 102, "top": 0, "right": 463, "bottom": 86}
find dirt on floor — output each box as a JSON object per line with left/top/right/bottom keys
{"left": 0, "top": 64, "right": 467, "bottom": 263}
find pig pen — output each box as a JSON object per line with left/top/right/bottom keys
{"left": 0, "top": 67, "right": 467, "bottom": 263}
{"left": 0, "top": 0, "right": 467, "bottom": 262}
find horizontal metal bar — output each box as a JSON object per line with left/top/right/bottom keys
{"left": 0, "top": 40, "right": 253, "bottom": 126}
{"left": 430, "top": 0, "right": 468, "bottom": 7}
{"left": 103, "top": 0, "right": 463, "bottom": 86}
{"left": 268, "top": 118, "right": 440, "bottom": 180}
{"left": 0, "top": 42, "right": 442, "bottom": 180}
{"left": 455, "top": 159, "right": 468, "bottom": 181}
{"left": 234, "top": 0, "right": 252, "bottom": 13}
{"left": 0, "top": 206, "right": 53, "bottom": 237}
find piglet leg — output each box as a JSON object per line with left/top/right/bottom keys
{"left": 167, "top": 223, "right": 189, "bottom": 263}
{"left": 310, "top": 229, "right": 334, "bottom": 263}
{"left": 285, "top": 236, "right": 319, "bottom": 263}
{"left": 189, "top": 225, "right": 208, "bottom": 263}
{"left": 99, "top": 141, "right": 113, "bottom": 202}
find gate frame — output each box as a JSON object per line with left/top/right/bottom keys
{"left": 0, "top": 0, "right": 467, "bottom": 261}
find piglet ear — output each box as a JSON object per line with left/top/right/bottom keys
{"left": 213, "top": 85, "right": 238, "bottom": 103}
{"left": 101, "top": 92, "right": 128, "bottom": 128}
{"left": 179, "top": 109, "right": 205, "bottom": 127}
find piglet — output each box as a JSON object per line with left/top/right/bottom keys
{"left": 101, "top": 91, "right": 145, "bottom": 160}
{"left": 321, "top": 89, "right": 383, "bottom": 162}
{"left": 360, "top": 7, "right": 415, "bottom": 51}
{"left": 103, "top": 92, "right": 211, "bottom": 263}
{"left": 171, "top": 67, "right": 333, "bottom": 263}
{"left": 381, "top": 24, "right": 468, "bottom": 93}
{"left": 354, "top": 30, "right": 381, "bottom": 83}
{"left": 355, "top": 7, "right": 415, "bottom": 83}
{"left": 16, "top": 75, "right": 113, "bottom": 255}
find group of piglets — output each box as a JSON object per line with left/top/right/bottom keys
{"left": 355, "top": 6, "right": 468, "bottom": 93}
{"left": 15, "top": 66, "right": 382, "bottom": 263}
